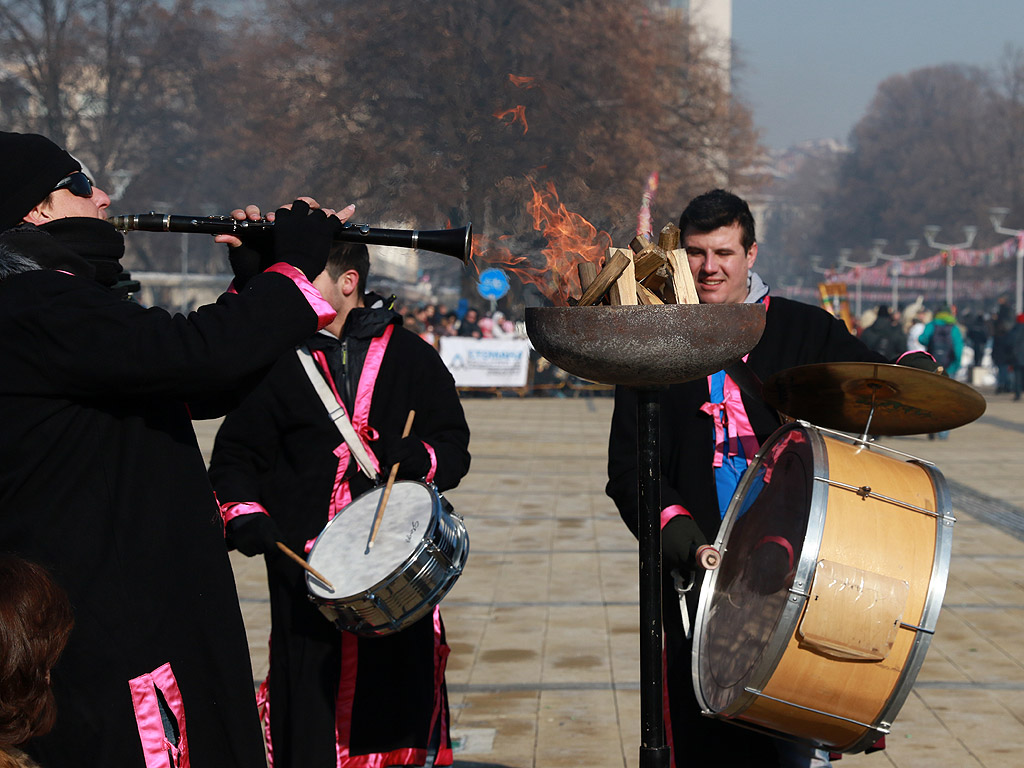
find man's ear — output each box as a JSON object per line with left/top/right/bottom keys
{"left": 341, "top": 269, "right": 361, "bottom": 297}
{"left": 23, "top": 202, "right": 52, "bottom": 225}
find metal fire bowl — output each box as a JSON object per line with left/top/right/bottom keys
{"left": 525, "top": 304, "right": 766, "bottom": 388}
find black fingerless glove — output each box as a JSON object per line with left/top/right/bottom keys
{"left": 376, "top": 435, "right": 431, "bottom": 480}
{"left": 895, "top": 350, "right": 940, "bottom": 373}
{"left": 226, "top": 512, "right": 283, "bottom": 557}
{"left": 227, "top": 232, "right": 274, "bottom": 290}
{"left": 662, "top": 515, "right": 707, "bottom": 575}
{"left": 272, "top": 200, "right": 341, "bottom": 280}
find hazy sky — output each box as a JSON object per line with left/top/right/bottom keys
{"left": 731, "top": 0, "right": 1022, "bottom": 150}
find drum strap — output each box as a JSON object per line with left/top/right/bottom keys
{"left": 296, "top": 346, "right": 377, "bottom": 479}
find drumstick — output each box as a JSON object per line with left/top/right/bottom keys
{"left": 276, "top": 541, "right": 334, "bottom": 591}
{"left": 367, "top": 409, "right": 416, "bottom": 551}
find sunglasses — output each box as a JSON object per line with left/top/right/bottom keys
{"left": 52, "top": 171, "right": 94, "bottom": 199}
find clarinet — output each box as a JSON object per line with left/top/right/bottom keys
{"left": 109, "top": 213, "right": 472, "bottom": 263}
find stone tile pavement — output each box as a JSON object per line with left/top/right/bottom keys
{"left": 195, "top": 388, "right": 1024, "bottom": 768}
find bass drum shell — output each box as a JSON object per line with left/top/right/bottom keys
{"left": 306, "top": 481, "right": 468, "bottom": 637}
{"left": 691, "top": 422, "right": 952, "bottom": 752}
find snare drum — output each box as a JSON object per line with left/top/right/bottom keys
{"left": 692, "top": 422, "right": 953, "bottom": 752}
{"left": 306, "top": 481, "right": 469, "bottom": 637}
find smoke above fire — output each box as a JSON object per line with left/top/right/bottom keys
{"left": 470, "top": 181, "right": 613, "bottom": 307}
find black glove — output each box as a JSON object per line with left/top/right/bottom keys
{"left": 272, "top": 200, "right": 341, "bottom": 280}
{"left": 375, "top": 435, "right": 431, "bottom": 480}
{"left": 662, "top": 515, "right": 707, "bottom": 575}
{"left": 895, "top": 350, "right": 940, "bottom": 374}
{"left": 227, "top": 232, "right": 274, "bottom": 290}
{"left": 226, "top": 512, "right": 283, "bottom": 557}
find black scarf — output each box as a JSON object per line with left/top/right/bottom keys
{"left": 40, "top": 218, "right": 126, "bottom": 288}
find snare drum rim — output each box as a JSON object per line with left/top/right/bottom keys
{"left": 305, "top": 480, "right": 443, "bottom": 601}
{"left": 692, "top": 422, "right": 830, "bottom": 718}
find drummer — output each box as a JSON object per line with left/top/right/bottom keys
{"left": 209, "top": 238, "right": 471, "bottom": 768}
{"left": 606, "top": 189, "right": 934, "bottom": 768}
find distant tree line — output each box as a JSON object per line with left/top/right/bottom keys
{"left": 0, "top": 0, "right": 763, "bottom": 288}
{"left": 762, "top": 47, "right": 1024, "bottom": 302}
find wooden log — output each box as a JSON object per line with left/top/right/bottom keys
{"left": 666, "top": 249, "right": 700, "bottom": 305}
{"left": 577, "top": 249, "right": 632, "bottom": 306}
{"left": 577, "top": 261, "right": 599, "bottom": 292}
{"left": 608, "top": 249, "right": 638, "bottom": 306}
{"left": 658, "top": 222, "right": 681, "bottom": 251}
{"left": 636, "top": 280, "right": 664, "bottom": 305}
{"left": 629, "top": 234, "right": 669, "bottom": 282}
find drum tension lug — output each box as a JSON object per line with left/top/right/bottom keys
{"left": 855, "top": 485, "right": 872, "bottom": 499}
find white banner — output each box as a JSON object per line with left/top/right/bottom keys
{"left": 439, "top": 337, "right": 532, "bottom": 388}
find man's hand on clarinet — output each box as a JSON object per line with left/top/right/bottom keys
{"left": 215, "top": 197, "right": 355, "bottom": 288}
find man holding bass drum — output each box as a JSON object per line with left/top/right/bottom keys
{"left": 209, "top": 235, "right": 471, "bottom": 768}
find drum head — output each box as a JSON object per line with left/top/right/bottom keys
{"left": 306, "top": 482, "right": 437, "bottom": 601}
{"left": 693, "top": 425, "right": 822, "bottom": 715}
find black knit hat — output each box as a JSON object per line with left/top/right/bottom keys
{"left": 0, "top": 131, "right": 81, "bottom": 232}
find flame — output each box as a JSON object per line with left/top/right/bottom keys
{"left": 472, "top": 181, "right": 612, "bottom": 306}
{"left": 494, "top": 105, "right": 528, "bottom": 134}
{"left": 508, "top": 74, "right": 537, "bottom": 89}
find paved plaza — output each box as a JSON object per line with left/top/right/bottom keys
{"left": 196, "top": 387, "right": 1024, "bottom": 768}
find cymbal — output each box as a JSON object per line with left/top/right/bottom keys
{"left": 763, "top": 362, "right": 987, "bottom": 436}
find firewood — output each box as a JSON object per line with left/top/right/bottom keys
{"left": 629, "top": 234, "right": 669, "bottom": 282}
{"left": 608, "top": 249, "right": 638, "bottom": 306}
{"left": 577, "top": 262, "right": 599, "bottom": 292}
{"left": 636, "top": 281, "right": 664, "bottom": 305}
{"left": 577, "top": 249, "right": 632, "bottom": 306}
{"left": 666, "top": 249, "right": 700, "bottom": 305}
{"left": 658, "top": 222, "right": 680, "bottom": 251}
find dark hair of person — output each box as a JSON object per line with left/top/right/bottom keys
{"left": 678, "top": 189, "right": 756, "bottom": 252}
{"left": 325, "top": 241, "right": 369, "bottom": 295}
{"left": 0, "top": 556, "right": 74, "bottom": 748}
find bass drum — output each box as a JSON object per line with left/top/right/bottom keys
{"left": 691, "top": 422, "right": 953, "bottom": 752}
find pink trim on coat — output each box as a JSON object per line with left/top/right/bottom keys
{"left": 701, "top": 355, "right": 760, "bottom": 469}
{"left": 660, "top": 505, "right": 692, "bottom": 529}
{"left": 422, "top": 440, "right": 438, "bottom": 483}
{"left": 219, "top": 500, "right": 270, "bottom": 527}
{"left": 128, "top": 662, "right": 190, "bottom": 768}
{"left": 265, "top": 263, "right": 336, "bottom": 330}
{"left": 330, "top": 609, "right": 451, "bottom": 767}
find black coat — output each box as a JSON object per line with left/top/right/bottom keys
{"left": 208, "top": 307, "right": 470, "bottom": 767}
{"left": 606, "top": 296, "right": 882, "bottom": 767}
{"left": 0, "top": 263, "right": 325, "bottom": 768}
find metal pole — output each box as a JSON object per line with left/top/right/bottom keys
{"left": 1016, "top": 241, "right": 1023, "bottom": 316}
{"left": 891, "top": 263, "right": 900, "bottom": 313}
{"left": 855, "top": 275, "right": 862, "bottom": 319}
{"left": 635, "top": 387, "right": 670, "bottom": 768}
{"left": 945, "top": 256, "right": 953, "bottom": 308}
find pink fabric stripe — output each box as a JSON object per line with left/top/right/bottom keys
{"left": 219, "top": 501, "right": 269, "bottom": 526}
{"left": 702, "top": 354, "right": 759, "bottom": 469}
{"left": 422, "top": 441, "right": 438, "bottom": 483}
{"left": 265, "top": 263, "right": 336, "bottom": 330}
{"left": 335, "top": 631, "right": 360, "bottom": 764}
{"left": 353, "top": 325, "right": 394, "bottom": 428}
{"left": 660, "top": 505, "right": 691, "bottom": 529}
{"left": 128, "top": 662, "right": 190, "bottom": 768}
{"left": 312, "top": 348, "right": 380, "bottom": 475}
{"left": 428, "top": 606, "right": 452, "bottom": 761}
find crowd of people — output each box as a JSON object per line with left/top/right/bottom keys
{"left": 855, "top": 297, "right": 1024, "bottom": 401}
{"left": 395, "top": 301, "right": 526, "bottom": 346}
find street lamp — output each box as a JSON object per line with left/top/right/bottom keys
{"left": 837, "top": 248, "right": 878, "bottom": 319}
{"left": 988, "top": 207, "right": 1024, "bottom": 315}
{"left": 923, "top": 225, "right": 977, "bottom": 308}
{"left": 870, "top": 238, "right": 920, "bottom": 313}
